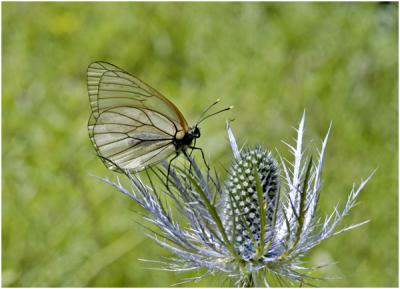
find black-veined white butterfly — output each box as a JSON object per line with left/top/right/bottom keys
{"left": 87, "top": 61, "right": 231, "bottom": 174}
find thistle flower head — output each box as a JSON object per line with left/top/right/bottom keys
{"left": 222, "top": 147, "right": 280, "bottom": 262}
{"left": 100, "top": 113, "right": 373, "bottom": 287}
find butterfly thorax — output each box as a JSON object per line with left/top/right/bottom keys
{"left": 174, "top": 126, "right": 200, "bottom": 152}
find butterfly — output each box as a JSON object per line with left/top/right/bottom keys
{"left": 87, "top": 61, "right": 231, "bottom": 175}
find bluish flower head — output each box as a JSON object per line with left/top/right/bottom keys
{"left": 100, "top": 113, "right": 373, "bottom": 287}
{"left": 222, "top": 147, "right": 280, "bottom": 263}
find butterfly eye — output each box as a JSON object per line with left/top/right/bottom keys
{"left": 194, "top": 127, "right": 201, "bottom": 138}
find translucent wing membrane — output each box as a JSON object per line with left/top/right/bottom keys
{"left": 87, "top": 61, "right": 188, "bottom": 171}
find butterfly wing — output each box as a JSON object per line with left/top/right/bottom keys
{"left": 87, "top": 61, "right": 188, "bottom": 171}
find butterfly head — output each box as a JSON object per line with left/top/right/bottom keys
{"left": 189, "top": 126, "right": 201, "bottom": 139}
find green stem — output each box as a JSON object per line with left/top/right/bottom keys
{"left": 239, "top": 271, "right": 255, "bottom": 288}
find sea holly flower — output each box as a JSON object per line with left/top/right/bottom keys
{"left": 99, "top": 113, "right": 373, "bottom": 287}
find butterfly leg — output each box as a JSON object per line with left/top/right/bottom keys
{"left": 183, "top": 149, "right": 195, "bottom": 174}
{"left": 188, "top": 146, "right": 210, "bottom": 173}
{"left": 186, "top": 139, "right": 198, "bottom": 173}
{"left": 166, "top": 152, "right": 179, "bottom": 188}
{"left": 189, "top": 138, "right": 197, "bottom": 158}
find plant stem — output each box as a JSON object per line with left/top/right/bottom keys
{"left": 239, "top": 271, "right": 254, "bottom": 288}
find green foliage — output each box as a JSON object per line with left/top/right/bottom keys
{"left": 3, "top": 2, "right": 397, "bottom": 287}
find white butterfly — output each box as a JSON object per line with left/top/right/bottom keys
{"left": 87, "top": 61, "right": 231, "bottom": 173}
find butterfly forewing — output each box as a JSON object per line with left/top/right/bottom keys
{"left": 88, "top": 62, "right": 188, "bottom": 129}
{"left": 87, "top": 61, "right": 188, "bottom": 171}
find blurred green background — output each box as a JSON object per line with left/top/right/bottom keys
{"left": 3, "top": 2, "right": 397, "bottom": 287}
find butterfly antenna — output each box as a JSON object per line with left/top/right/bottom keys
{"left": 196, "top": 99, "right": 221, "bottom": 124}
{"left": 197, "top": 105, "right": 234, "bottom": 125}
